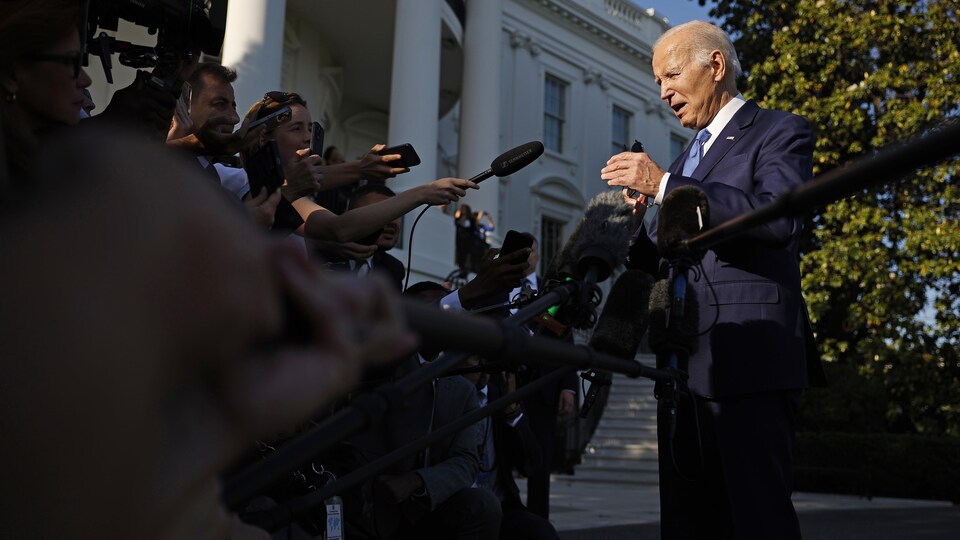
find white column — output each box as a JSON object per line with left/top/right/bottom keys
{"left": 388, "top": 0, "right": 449, "bottom": 281}
{"left": 220, "top": 0, "right": 286, "bottom": 117}
{"left": 458, "top": 0, "right": 503, "bottom": 237}
{"left": 388, "top": 0, "right": 442, "bottom": 191}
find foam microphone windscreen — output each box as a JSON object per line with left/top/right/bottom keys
{"left": 544, "top": 190, "right": 634, "bottom": 283}
{"left": 657, "top": 185, "right": 709, "bottom": 261}
{"left": 647, "top": 278, "right": 699, "bottom": 358}
{"left": 589, "top": 269, "right": 655, "bottom": 359}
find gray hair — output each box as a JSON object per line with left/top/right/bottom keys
{"left": 654, "top": 21, "right": 742, "bottom": 81}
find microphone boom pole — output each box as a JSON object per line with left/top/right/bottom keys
{"left": 400, "top": 301, "right": 676, "bottom": 381}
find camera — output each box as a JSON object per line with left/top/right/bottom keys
{"left": 83, "top": 0, "right": 229, "bottom": 92}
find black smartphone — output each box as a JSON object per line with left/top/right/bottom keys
{"left": 377, "top": 143, "right": 421, "bottom": 168}
{"left": 498, "top": 230, "right": 533, "bottom": 258}
{"left": 310, "top": 121, "right": 324, "bottom": 156}
{"left": 248, "top": 106, "right": 292, "bottom": 132}
{"left": 626, "top": 139, "right": 645, "bottom": 200}
{"left": 244, "top": 139, "right": 285, "bottom": 197}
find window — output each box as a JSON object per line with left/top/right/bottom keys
{"left": 543, "top": 75, "right": 567, "bottom": 153}
{"left": 540, "top": 216, "right": 564, "bottom": 275}
{"left": 612, "top": 106, "right": 632, "bottom": 155}
{"left": 670, "top": 134, "right": 687, "bottom": 163}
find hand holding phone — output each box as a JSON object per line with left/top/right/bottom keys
{"left": 377, "top": 143, "right": 421, "bottom": 168}
{"left": 498, "top": 230, "right": 534, "bottom": 258}
{"left": 626, "top": 140, "right": 645, "bottom": 202}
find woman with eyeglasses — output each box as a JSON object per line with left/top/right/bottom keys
{"left": 241, "top": 91, "right": 479, "bottom": 244}
{"left": 0, "top": 0, "right": 92, "bottom": 186}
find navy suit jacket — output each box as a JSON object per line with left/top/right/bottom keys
{"left": 648, "top": 100, "right": 825, "bottom": 398}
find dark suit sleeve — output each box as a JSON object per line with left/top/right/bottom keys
{"left": 415, "top": 378, "right": 481, "bottom": 510}
{"left": 665, "top": 113, "right": 814, "bottom": 247}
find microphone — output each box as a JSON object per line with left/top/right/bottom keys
{"left": 468, "top": 141, "right": 545, "bottom": 184}
{"left": 647, "top": 278, "right": 699, "bottom": 359}
{"left": 657, "top": 185, "right": 710, "bottom": 262}
{"left": 580, "top": 269, "right": 655, "bottom": 418}
{"left": 545, "top": 190, "right": 634, "bottom": 284}
{"left": 648, "top": 277, "right": 699, "bottom": 440}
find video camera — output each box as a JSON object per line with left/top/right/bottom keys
{"left": 82, "top": 0, "right": 228, "bottom": 92}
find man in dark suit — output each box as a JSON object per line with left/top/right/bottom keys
{"left": 601, "top": 21, "right": 825, "bottom": 540}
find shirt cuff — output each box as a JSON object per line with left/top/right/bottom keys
{"left": 654, "top": 172, "right": 671, "bottom": 205}
{"left": 439, "top": 290, "right": 464, "bottom": 312}
{"left": 506, "top": 412, "right": 524, "bottom": 428}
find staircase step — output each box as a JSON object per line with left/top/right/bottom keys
{"left": 599, "top": 409, "right": 658, "bottom": 420}
{"left": 591, "top": 436, "right": 658, "bottom": 448}
{"left": 556, "top": 469, "right": 660, "bottom": 485}
{"left": 590, "top": 439, "right": 658, "bottom": 452}
{"left": 593, "top": 419, "right": 660, "bottom": 431}
{"left": 583, "top": 444, "right": 657, "bottom": 461}
{"left": 578, "top": 457, "right": 660, "bottom": 471}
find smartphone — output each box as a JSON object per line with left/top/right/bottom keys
{"left": 626, "top": 139, "right": 644, "bottom": 200}
{"left": 377, "top": 143, "right": 421, "bottom": 168}
{"left": 310, "top": 121, "right": 325, "bottom": 156}
{"left": 248, "top": 106, "right": 292, "bottom": 132}
{"left": 179, "top": 82, "right": 192, "bottom": 113}
{"left": 498, "top": 230, "right": 534, "bottom": 258}
{"left": 244, "top": 139, "right": 285, "bottom": 197}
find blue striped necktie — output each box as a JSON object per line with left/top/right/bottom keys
{"left": 682, "top": 128, "right": 711, "bottom": 177}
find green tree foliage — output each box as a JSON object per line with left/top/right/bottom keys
{"left": 703, "top": 0, "right": 960, "bottom": 435}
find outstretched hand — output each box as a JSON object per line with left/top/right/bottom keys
{"left": 418, "top": 177, "right": 479, "bottom": 206}
{"left": 356, "top": 144, "right": 411, "bottom": 181}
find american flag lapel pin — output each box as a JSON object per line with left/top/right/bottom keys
{"left": 726, "top": 136, "right": 736, "bottom": 141}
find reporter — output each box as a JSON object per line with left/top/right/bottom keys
{"left": 166, "top": 63, "right": 265, "bottom": 159}
{"left": 242, "top": 91, "right": 479, "bottom": 244}
{"left": 0, "top": 0, "right": 91, "bottom": 184}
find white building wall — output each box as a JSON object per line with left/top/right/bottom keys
{"left": 498, "top": 0, "right": 676, "bottom": 273}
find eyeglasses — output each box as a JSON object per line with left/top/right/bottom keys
{"left": 24, "top": 52, "right": 83, "bottom": 79}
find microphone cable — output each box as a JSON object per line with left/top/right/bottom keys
{"left": 402, "top": 205, "right": 431, "bottom": 292}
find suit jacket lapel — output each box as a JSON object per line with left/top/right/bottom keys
{"left": 692, "top": 100, "right": 760, "bottom": 180}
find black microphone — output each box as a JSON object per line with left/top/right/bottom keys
{"left": 545, "top": 190, "right": 634, "bottom": 284}
{"left": 657, "top": 185, "right": 710, "bottom": 262}
{"left": 580, "top": 269, "right": 655, "bottom": 418}
{"left": 468, "top": 141, "right": 545, "bottom": 184}
{"left": 647, "top": 278, "right": 699, "bottom": 358}
{"left": 648, "top": 277, "right": 699, "bottom": 440}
